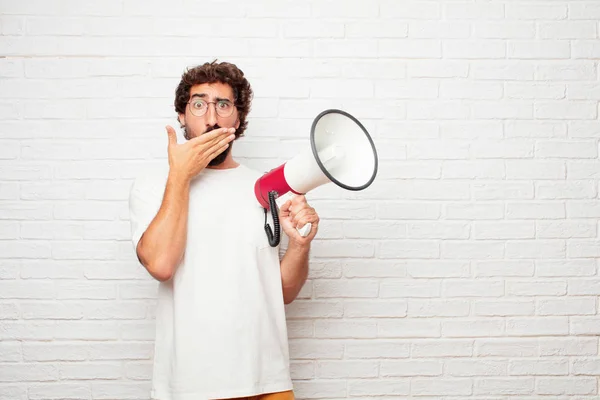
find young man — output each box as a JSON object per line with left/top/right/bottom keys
{"left": 129, "top": 61, "right": 320, "bottom": 400}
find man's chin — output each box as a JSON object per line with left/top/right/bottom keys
{"left": 207, "top": 144, "right": 231, "bottom": 166}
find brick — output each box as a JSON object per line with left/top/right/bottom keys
{"left": 412, "top": 378, "right": 472, "bottom": 396}
{"left": 441, "top": 121, "right": 503, "bottom": 139}
{"left": 538, "top": 338, "right": 598, "bottom": 356}
{"left": 58, "top": 363, "right": 121, "bottom": 380}
{"left": 444, "top": 40, "right": 506, "bottom": 59}
{"left": 572, "top": 358, "right": 600, "bottom": 375}
{"left": 446, "top": 360, "right": 507, "bottom": 376}
{"left": 406, "top": 261, "right": 469, "bottom": 278}
{"left": 537, "top": 62, "right": 597, "bottom": 81}
{"left": 316, "top": 361, "right": 378, "bottom": 379}
{"left": 381, "top": 360, "right": 441, "bottom": 377}
{"left": 292, "top": 381, "right": 346, "bottom": 399}
{"left": 379, "top": 240, "right": 440, "bottom": 259}
{"left": 409, "top": 21, "right": 470, "bottom": 39}
{"left": 443, "top": 161, "right": 506, "bottom": 179}
{"left": 345, "top": 340, "right": 409, "bottom": 359}
{"left": 0, "top": 385, "right": 26, "bottom": 400}
{"left": 540, "top": 22, "right": 597, "bottom": 38}
{"left": 412, "top": 340, "right": 473, "bottom": 357}
{"left": 91, "top": 382, "right": 150, "bottom": 400}
{"left": 0, "top": 363, "right": 58, "bottom": 382}
{"left": 474, "top": 378, "right": 534, "bottom": 395}
{"left": 441, "top": 242, "right": 505, "bottom": 259}
{"left": 472, "top": 182, "right": 534, "bottom": 200}
{"left": 380, "top": 280, "right": 440, "bottom": 298}
{"left": 446, "top": 203, "right": 504, "bottom": 220}
{"left": 569, "top": 3, "right": 600, "bottom": 20}
{"left": 381, "top": 1, "right": 441, "bottom": 19}
{"left": 471, "top": 61, "right": 535, "bottom": 81}
{"left": 474, "top": 261, "right": 534, "bottom": 277}
{"left": 506, "top": 82, "right": 565, "bottom": 99}
{"left": 474, "top": 222, "right": 534, "bottom": 240}
{"left": 379, "top": 320, "right": 441, "bottom": 338}
{"left": 509, "top": 359, "right": 568, "bottom": 376}
{"left": 442, "top": 319, "right": 505, "bottom": 338}
{"left": 290, "top": 361, "right": 314, "bottom": 380}
{"left": 23, "top": 343, "right": 87, "bottom": 362}
{"left": 535, "top": 102, "right": 598, "bottom": 120}
{"left": 507, "top": 4, "right": 567, "bottom": 20}
{"left": 475, "top": 339, "right": 538, "bottom": 357}
{"left": 315, "top": 320, "right": 376, "bottom": 338}
{"left": 571, "top": 317, "right": 600, "bottom": 335}
{"left": 344, "top": 300, "right": 407, "bottom": 318}
{"left": 506, "top": 317, "right": 569, "bottom": 336}
{"left": 507, "top": 280, "right": 567, "bottom": 296}
{"left": 21, "top": 302, "right": 83, "bottom": 320}
{"left": 537, "top": 378, "right": 597, "bottom": 395}
{"left": 508, "top": 41, "right": 570, "bottom": 59}
{"left": 474, "top": 300, "right": 535, "bottom": 317}
{"left": 537, "top": 260, "right": 596, "bottom": 278}
{"left": 289, "top": 339, "right": 343, "bottom": 360}
{"left": 314, "top": 280, "right": 378, "bottom": 298}
{"left": 409, "top": 300, "right": 470, "bottom": 317}
{"left": 348, "top": 379, "right": 410, "bottom": 396}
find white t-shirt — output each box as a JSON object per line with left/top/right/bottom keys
{"left": 129, "top": 163, "right": 293, "bottom": 400}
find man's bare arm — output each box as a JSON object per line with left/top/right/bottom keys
{"left": 136, "top": 173, "right": 190, "bottom": 281}
{"left": 135, "top": 126, "right": 235, "bottom": 281}
{"left": 280, "top": 242, "right": 310, "bottom": 304}
{"left": 278, "top": 196, "right": 319, "bottom": 303}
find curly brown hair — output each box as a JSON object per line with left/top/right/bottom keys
{"left": 174, "top": 60, "right": 253, "bottom": 140}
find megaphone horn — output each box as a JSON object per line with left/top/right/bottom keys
{"left": 255, "top": 109, "right": 378, "bottom": 247}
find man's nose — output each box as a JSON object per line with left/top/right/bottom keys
{"left": 205, "top": 103, "right": 218, "bottom": 126}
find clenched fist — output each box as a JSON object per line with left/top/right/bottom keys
{"left": 279, "top": 195, "right": 320, "bottom": 247}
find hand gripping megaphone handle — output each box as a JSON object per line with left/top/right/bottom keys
{"left": 275, "top": 191, "right": 312, "bottom": 237}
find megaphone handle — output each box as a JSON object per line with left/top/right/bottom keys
{"left": 296, "top": 222, "right": 312, "bottom": 237}
{"left": 275, "top": 192, "right": 312, "bottom": 238}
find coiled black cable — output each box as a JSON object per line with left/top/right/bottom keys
{"left": 264, "top": 191, "right": 280, "bottom": 247}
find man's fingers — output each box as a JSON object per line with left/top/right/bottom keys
{"left": 279, "top": 200, "right": 292, "bottom": 213}
{"left": 293, "top": 208, "right": 313, "bottom": 225}
{"left": 207, "top": 143, "right": 229, "bottom": 161}
{"left": 166, "top": 125, "right": 177, "bottom": 146}
{"left": 190, "top": 127, "right": 235, "bottom": 147}
{"left": 206, "top": 135, "right": 235, "bottom": 156}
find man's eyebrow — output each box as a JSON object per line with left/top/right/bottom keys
{"left": 190, "top": 93, "right": 232, "bottom": 102}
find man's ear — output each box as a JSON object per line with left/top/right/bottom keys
{"left": 178, "top": 113, "right": 185, "bottom": 127}
{"left": 235, "top": 118, "right": 240, "bottom": 129}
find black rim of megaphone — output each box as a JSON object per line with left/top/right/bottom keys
{"left": 310, "top": 109, "right": 378, "bottom": 191}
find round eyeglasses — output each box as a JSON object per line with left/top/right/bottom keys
{"left": 188, "top": 98, "right": 236, "bottom": 118}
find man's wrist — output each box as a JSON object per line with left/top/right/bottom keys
{"left": 286, "top": 239, "right": 311, "bottom": 254}
{"left": 167, "top": 170, "right": 190, "bottom": 190}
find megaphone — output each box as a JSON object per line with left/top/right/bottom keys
{"left": 254, "top": 109, "right": 378, "bottom": 247}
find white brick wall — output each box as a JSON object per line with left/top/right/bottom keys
{"left": 1, "top": 0, "right": 599, "bottom": 399}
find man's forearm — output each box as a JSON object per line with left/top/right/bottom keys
{"left": 280, "top": 242, "right": 310, "bottom": 304}
{"left": 137, "top": 172, "right": 190, "bottom": 281}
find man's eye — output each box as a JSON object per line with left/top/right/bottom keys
{"left": 217, "top": 101, "right": 231, "bottom": 109}
{"left": 193, "top": 101, "right": 206, "bottom": 108}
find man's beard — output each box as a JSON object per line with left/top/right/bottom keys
{"left": 183, "top": 125, "right": 232, "bottom": 166}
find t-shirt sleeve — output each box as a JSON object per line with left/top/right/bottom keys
{"left": 128, "top": 176, "right": 165, "bottom": 259}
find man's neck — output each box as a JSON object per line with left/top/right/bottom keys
{"left": 206, "top": 153, "right": 239, "bottom": 170}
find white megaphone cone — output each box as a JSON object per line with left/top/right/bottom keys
{"left": 254, "top": 109, "right": 378, "bottom": 247}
